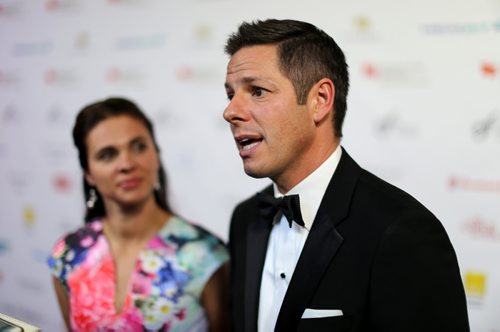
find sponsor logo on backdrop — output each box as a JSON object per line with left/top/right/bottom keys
{"left": 0, "top": 2, "right": 24, "bottom": 16}
{"left": 12, "top": 41, "right": 52, "bottom": 57}
{"left": 1, "top": 104, "right": 22, "bottom": 125}
{"left": 464, "top": 271, "right": 487, "bottom": 305}
{"left": 421, "top": 20, "right": 500, "bottom": 35}
{"left": 0, "top": 69, "right": 20, "bottom": 86}
{"left": 107, "top": 0, "right": 149, "bottom": 5}
{"left": 481, "top": 61, "right": 498, "bottom": 78}
{"left": 176, "top": 65, "right": 219, "bottom": 82}
{"left": 448, "top": 175, "right": 500, "bottom": 193}
{"left": 361, "top": 62, "right": 428, "bottom": 87}
{"left": 186, "top": 24, "right": 216, "bottom": 49}
{"left": 472, "top": 110, "right": 500, "bottom": 142}
{"left": 116, "top": 33, "right": 166, "bottom": 50}
{"left": 342, "top": 15, "right": 380, "bottom": 42}
{"left": 354, "top": 16, "right": 371, "bottom": 33}
{"left": 23, "top": 205, "right": 36, "bottom": 229}
{"left": 374, "top": 111, "right": 419, "bottom": 138}
{"left": 44, "top": 67, "right": 78, "bottom": 86}
{"left": 194, "top": 24, "right": 213, "bottom": 42}
{"left": 52, "top": 173, "right": 73, "bottom": 193}
{"left": 463, "top": 216, "right": 500, "bottom": 241}
{"left": 106, "top": 66, "right": 145, "bottom": 85}
{"left": 0, "top": 239, "right": 10, "bottom": 255}
{"left": 45, "top": 0, "right": 81, "bottom": 11}
{"left": 74, "top": 31, "right": 91, "bottom": 51}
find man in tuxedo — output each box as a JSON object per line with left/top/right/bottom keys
{"left": 222, "top": 19, "right": 469, "bottom": 331}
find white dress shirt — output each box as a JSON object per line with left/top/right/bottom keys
{"left": 257, "top": 147, "right": 342, "bottom": 332}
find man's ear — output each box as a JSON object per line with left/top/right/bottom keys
{"left": 310, "top": 78, "right": 335, "bottom": 124}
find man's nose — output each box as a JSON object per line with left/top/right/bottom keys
{"left": 223, "top": 93, "right": 249, "bottom": 123}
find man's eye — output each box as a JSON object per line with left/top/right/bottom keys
{"left": 226, "top": 93, "right": 234, "bottom": 101}
{"left": 252, "top": 87, "right": 266, "bottom": 97}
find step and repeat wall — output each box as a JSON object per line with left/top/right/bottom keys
{"left": 1, "top": 0, "right": 499, "bottom": 330}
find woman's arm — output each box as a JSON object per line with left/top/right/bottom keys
{"left": 52, "top": 276, "right": 71, "bottom": 331}
{"left": 201, "top": 262, "right": 230, "bottom": 332}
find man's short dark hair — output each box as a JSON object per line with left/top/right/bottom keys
{"left": 225, "top": 19, "right": 349, "bottom": 137}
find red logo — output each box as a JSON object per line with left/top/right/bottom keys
{"left": 45, "top": 0, "right": 59, "bottom": 11}
{"left": 44, "top": 68, "right": 58, "bottom": 84}
{"left": 463, "top": 216, "right": 500, "bottom": 241}
{"left": 52, "top": 174, "right": 72, "bottom": 192}
{"left": 105, "top": 67, "right": 143, "bottom": 83}
{"left": 176, "top": 66, "right": 193, "bottom": 81}
{"left": 481, "top": 62, "right": 497, "bottom": 77}
{"left": 448, "top": 176, "right": 500, "bottom": 193}
{"left": 106, "top": 67, "right": 121, "bottom": 82}
{"left": 362, "top": 63, "right": 379, "bottom": 78}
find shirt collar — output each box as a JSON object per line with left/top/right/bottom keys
{"left": 273, "top": 146, "right": 342, "bottom": 230}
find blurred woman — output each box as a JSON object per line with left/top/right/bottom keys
{"left": 47, "top": 97, "right": 229, "bottom": 331}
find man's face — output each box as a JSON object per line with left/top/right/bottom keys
{"left": 223, "top": 44, "right": 317, "bottom": 189}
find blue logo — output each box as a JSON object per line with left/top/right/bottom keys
{"left": 0, "top": 240, "right": 10, "bottom": 255}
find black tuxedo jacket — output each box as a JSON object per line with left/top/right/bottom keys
{"left": 228, "top": 149, "right": 469, "bottom": 332}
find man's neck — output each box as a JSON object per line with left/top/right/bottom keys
{"left": 274, "top": 140, "right": 340, "bottom": 194}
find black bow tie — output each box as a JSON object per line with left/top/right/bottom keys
{"left": 257, "top": 192, "right": 305, "bottom": 228}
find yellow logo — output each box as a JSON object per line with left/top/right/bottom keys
{"left": 23, "top": 205, "right": 36, "bottom": 228}
{"left": 464, "top": 271, "right": 487, "bottom": 298}
{"left": 354, "top": 16, "right": 371, "bottom": 32}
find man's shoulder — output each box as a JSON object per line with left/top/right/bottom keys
{"left": 359, "top": 169, "right": 422, "bottom": 202}
{"left": 338, "top": 149, "right": 436, "bottom": 221}
{"left": 353, "top": 168, "right": 438, "bottom": 225}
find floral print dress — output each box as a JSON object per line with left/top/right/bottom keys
{"left": 48, "top": 216, "right": 229, "bottom": 331}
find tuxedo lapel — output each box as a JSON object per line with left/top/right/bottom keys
{"left": 275, "top": 214, "right": 344, "bottom": 331}
{"left": 244, "top": 188, "right": 273, "bottom": 332}
{"left": 275, "top": 148, "right": 362, "bottom": 331}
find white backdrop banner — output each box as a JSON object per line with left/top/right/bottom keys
{"left": 0, "top": 0, "right": 499, "bottom": 330}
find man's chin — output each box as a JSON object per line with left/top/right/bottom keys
{"left": 243, "top": 165, "right": 268, "bottom": 179}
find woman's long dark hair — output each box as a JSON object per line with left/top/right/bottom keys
{"left": 72, "top": 97, "right": 173, "bottom": 222}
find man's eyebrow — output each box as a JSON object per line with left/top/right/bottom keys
{"left": 225, "top": 76, "right": 261, "bottom": 90}
{"left": 242, "top": 76, "right": 258, "bottom": 84}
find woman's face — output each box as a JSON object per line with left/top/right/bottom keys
{"left": 84, "top": 115, "right": 160, "bottom": 209}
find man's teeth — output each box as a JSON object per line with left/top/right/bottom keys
{"left": 242, "top": 141, "right": 259, "bottom": 150}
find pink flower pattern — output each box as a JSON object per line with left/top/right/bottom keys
{"left": 48, "top": 217, "right": 228, "bottom": 331}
